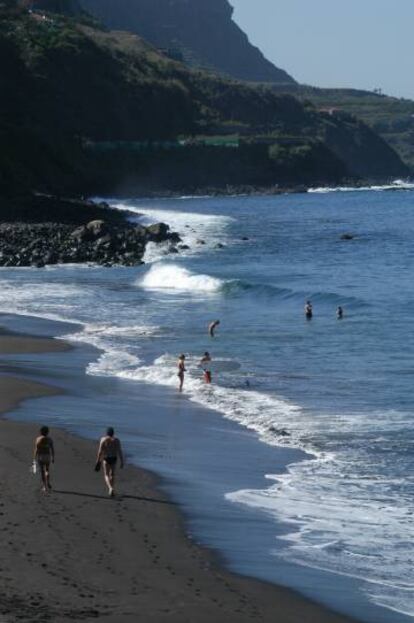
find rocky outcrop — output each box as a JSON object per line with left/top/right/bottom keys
{"left": 79, "top": 0, "right": 295, "bottom": 83}
{"left": 0, "top": 219, "right": 180, "bottom": 267}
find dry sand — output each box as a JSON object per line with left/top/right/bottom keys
{"left": 0, "top": 334, "right": 358, "bottom": 623}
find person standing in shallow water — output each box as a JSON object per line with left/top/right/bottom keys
{"left": 34, "top": 426, "right": 54, "bottom": 493}
{"left": 304, "top": 301, "right": 313, "bottom": 320}
{"left": 96, "top": 427, "right": 124, "bottom": 497}
{"left": 177, "top": 354, "right": 186, "bottom": 392}
{"left": 337, "top": 306, "right": 344, "bottom": 319}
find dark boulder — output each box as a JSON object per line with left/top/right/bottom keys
{"left": 70, "top": 225, "right": 89, "bottom": 242}
{"left": 86, "top": 219, "right": 109, "bottom": 239}
{"left": 146, "top": 222, "right": 170, "bottom": 242}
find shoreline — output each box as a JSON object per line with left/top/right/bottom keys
{"left": 0, "top": 322, "right": 360, "bottom": 623}
{"left": 98, "top": 177, "right": 414, "bottom": 201}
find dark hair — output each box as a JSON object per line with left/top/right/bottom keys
{"left": 40, "top": 426, "right": 49, "bottom": 436}
{"left": 106, "top": 427, "right": 114, "bottom": 437}
{"left": 204, "top": 352, "right": 210, "bottom": 356}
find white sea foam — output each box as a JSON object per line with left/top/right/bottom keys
{"left": 63, "top": 322, "right": 164, "bottom": 375}
{"left": 109, "top": 201, "right": 234, "bottom": 262}
{"left": 0, "top": 280, "right": 85, "bottom": 324}
{"left": 226, "top": 406, "right": 414, "bottom": 617}
{"left": 108, "top": 352, "right": 306, "bottom": 450}
{"left": 68, "top": 322, "right": 161, "bottom": 339}
{"left": 136, "top": 264, "right": 223, "bottom": 293}
{"left": 87, "top": 349, "right": 141, "bottom": 376}
{"left": 308, "top": 180, "right": 414, "bottom": 194}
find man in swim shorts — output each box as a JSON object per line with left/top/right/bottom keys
{"left": 200, "top": 351, "right": 212, "bottom": 384}
{"left": 209, "top": 320, "right": 220, "bottom": 337}
{"left": 34, "top": 426, "right": 54, "bottom": 493}
{"left": 96, "top": 427, "right": 124, "bottom": 497}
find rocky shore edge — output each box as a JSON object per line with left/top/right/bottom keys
{"left": 0, "top": 195, "right": 181, "bottom": 268}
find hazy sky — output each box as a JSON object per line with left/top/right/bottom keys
{"left": 231, "top": 0, "right": 413, "bottom": 99}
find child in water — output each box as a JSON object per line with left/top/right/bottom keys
{"left": 200, "top": 352, "right": 212, "bottom": 384}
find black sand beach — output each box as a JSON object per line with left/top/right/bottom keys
{"left": 0, "top": 325, "right": 359, "bottom": 623}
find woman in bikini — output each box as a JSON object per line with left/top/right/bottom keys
{"left": 178, "top": 354, "right": 186, "bottom": 392}
{"left": 96, "top": 427, "right": 124, "bottom": 497}
{"left": 33, "top": 426, "right": 55, "bottom": 493}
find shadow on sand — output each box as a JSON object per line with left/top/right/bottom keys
{"left": 53, "top": 489, "right": 175, "bottom": 505}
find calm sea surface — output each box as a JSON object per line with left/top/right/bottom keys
{"left": 2, "top": 189, "right": 414, "bottom": 619}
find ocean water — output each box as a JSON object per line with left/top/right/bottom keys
{"left": 2, "top": 188, "right": 414, "bottom": 620}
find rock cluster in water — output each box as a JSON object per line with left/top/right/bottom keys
{"left": 0, "top": 220, "right": 181, "bottom": 267}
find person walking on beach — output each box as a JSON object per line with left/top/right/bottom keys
{"left": 336, "top": 306, "right": 344, "bottom": 319}
{"left": 209, "top": 319, "right": 220, "bottom": 337}
{"left": 33, "top": 426, "right": 54, "bottom": 493}
{"left": 304, "top": 301, "right": 313, "bottom": 320}
{"left": 178, "top": 354, "right": 186, "bottom": 392}
{"left": 96, "top": 427, "right": 124, "bottom": 497}
{"left": 200, "top": 351, "right": 212, "bottom": 384}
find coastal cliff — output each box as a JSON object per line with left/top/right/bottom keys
{"left": 0, "top": 0, "right": 409, "bottom": 209}
{"left": 78, "top": 0, "right": 295, "bottom": 84}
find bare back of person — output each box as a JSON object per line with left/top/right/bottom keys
{"left": 33, "top": 426, "right": 54, "bottom": 493}
{"left": 97, "top": 428, "right": 124, "bottom": 497}
{"left": 100, "top": 436, "right": 119, "bottom": 461}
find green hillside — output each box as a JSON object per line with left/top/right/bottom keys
{"left": 0, "top": 1, "right": 409, "bottom": 201}
{"left": 272, "top": 85, "right": 414, "bottom": 172}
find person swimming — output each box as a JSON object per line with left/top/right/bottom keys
{"left": 177, "top": 354, "right": 186, "bottom": 392}
{"left": 200, "top": 351, "right": 212, "bottom": 384}
{"left": 208, "top": 320, "right": 220, "bottom": 337}
{"left": 337, "top": 306, "right": 344, "bottom": 319}
{"left": 304, "top": 301, "right": 313, "bottom": 320}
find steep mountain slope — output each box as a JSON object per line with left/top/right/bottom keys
{"left": 0, "top": 2, "right": 409, "bottom": 200}
{"left": 78, "top": 0, "right": 295, "bottom": 84}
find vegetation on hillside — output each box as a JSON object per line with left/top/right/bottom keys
{"left": 0, "top": 1, "right": 409, "bottom": 200}
{"left": 272, "top": 85, "right": 414, "bottom": 172}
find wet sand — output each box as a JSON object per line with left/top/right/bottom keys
{"left": 0, "top": 334, "right": 358, "bottom": 623}
{"left": 0, "top": 329, "right": 70, "bottom": 355}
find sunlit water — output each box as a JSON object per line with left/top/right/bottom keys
{"left": 2, "top": 189, "right": 414, "bottom": 619}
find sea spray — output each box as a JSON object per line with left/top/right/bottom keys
{"left": 137, "top": 264, "right": 224, "bottom": 293}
